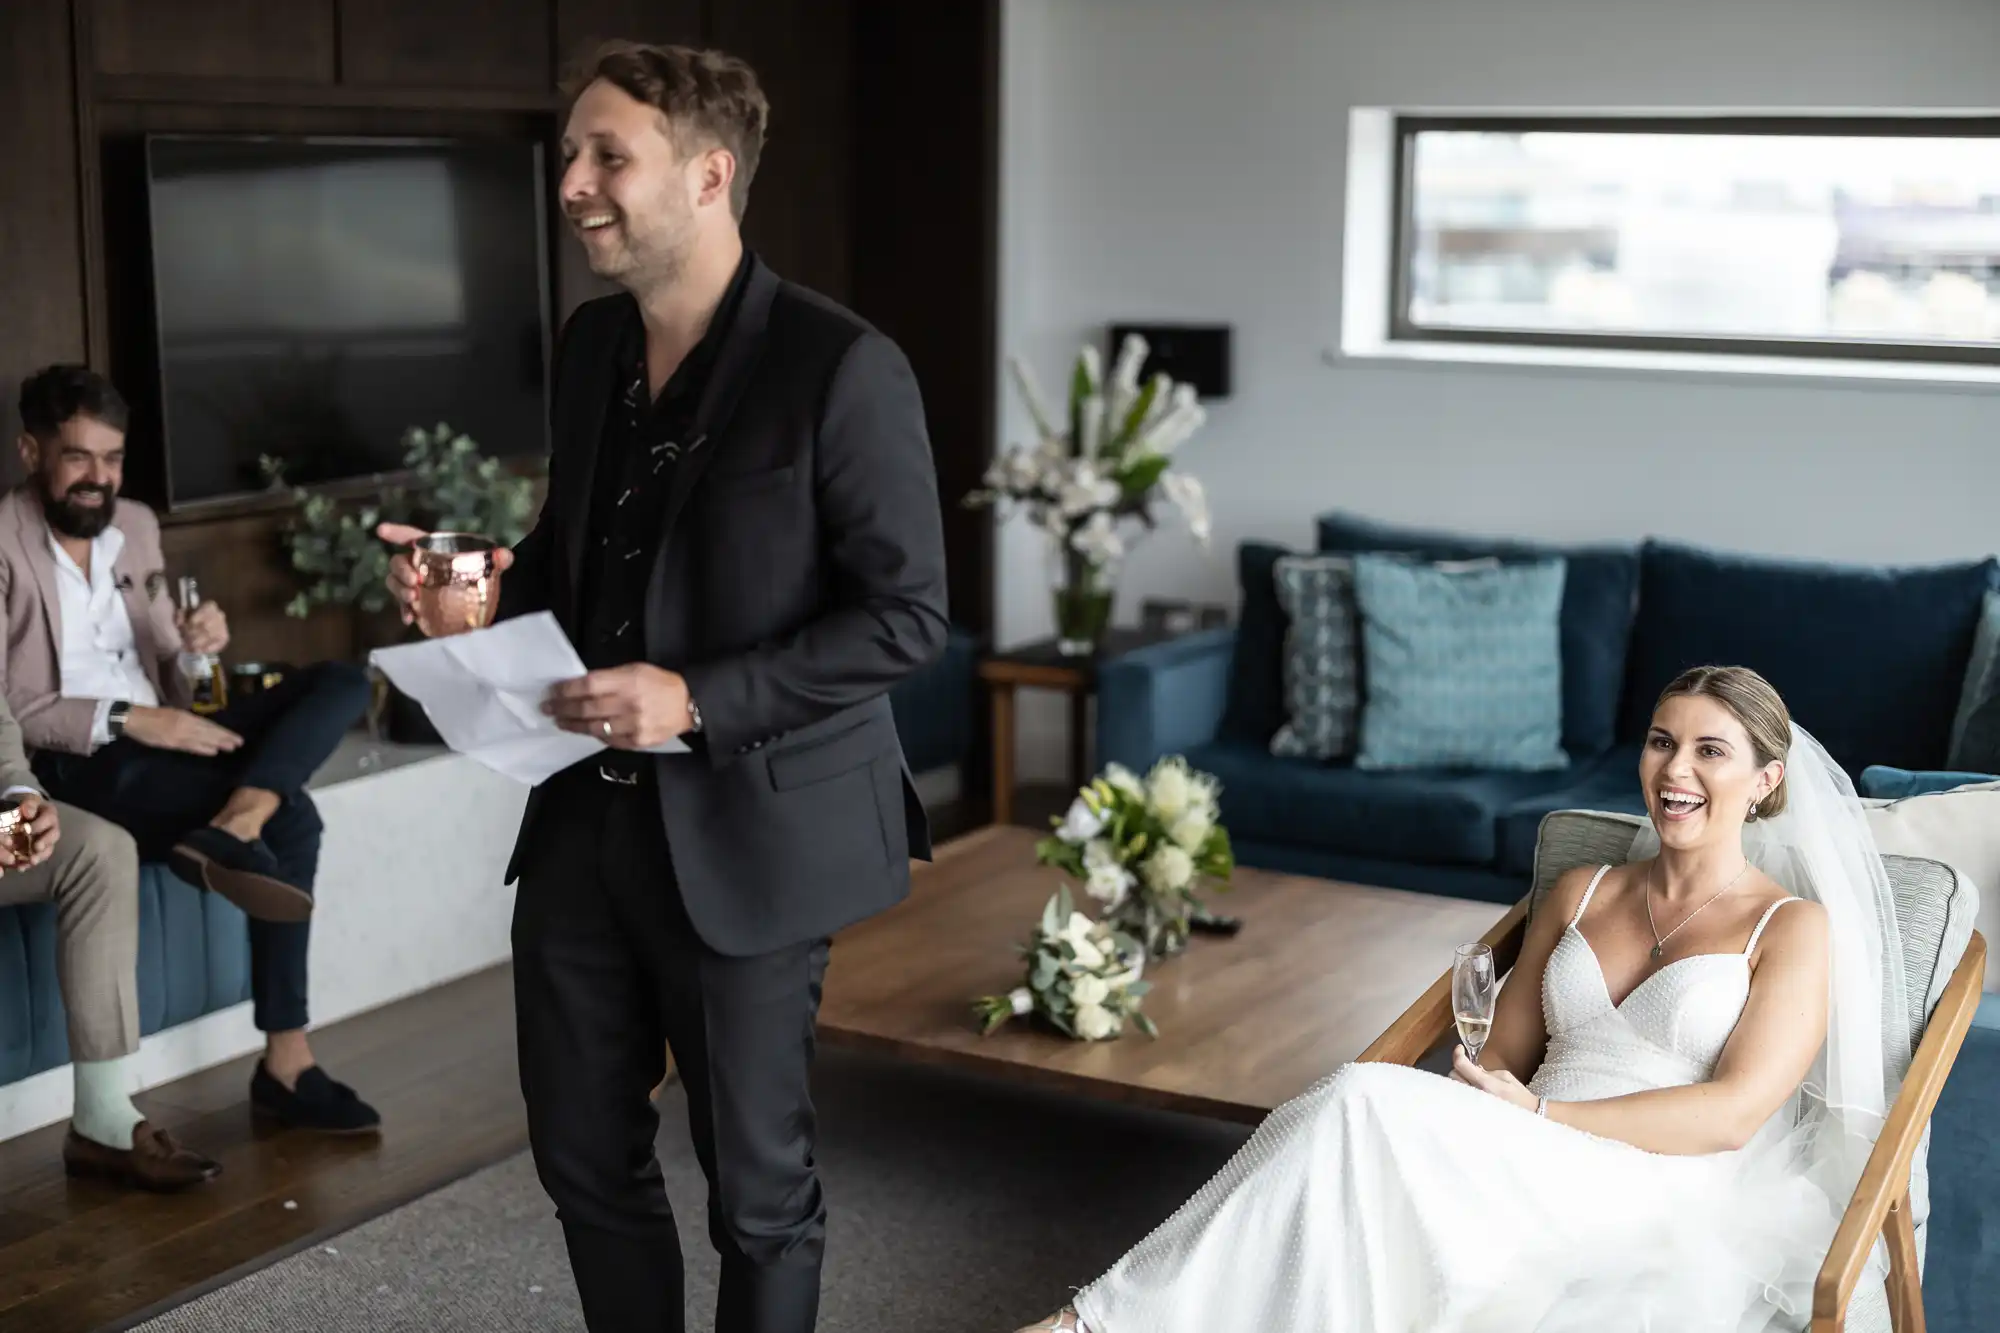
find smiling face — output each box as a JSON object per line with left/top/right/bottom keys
{"left": 1639, "top": 692, "right": 1785, "bottom": 850}
{"left": 18, "top": 412, "right": 124, "bottom": 541}
{"left": 558, "top": 78, "right": 734, "bottom": 291}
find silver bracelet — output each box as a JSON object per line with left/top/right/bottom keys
{"left": 1535, "top": 1096, "right": 1549, "bottom": 1118}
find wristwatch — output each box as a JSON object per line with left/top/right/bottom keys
{"left": 106, "top": 700, "right": 132, "bottom": 739}
{"left": 686, "top": 698, "right": 704, "bottom": 735}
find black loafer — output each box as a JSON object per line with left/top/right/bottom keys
{"left": 169, "top": 827, "right": 314, "bottom": 924}
{"left": 250, "top": 1063, "right": 381, "bottom": 1135}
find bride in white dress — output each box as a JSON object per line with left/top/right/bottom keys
{"left": 1016, "top": 665, "right": 1909, "bottom": 1333}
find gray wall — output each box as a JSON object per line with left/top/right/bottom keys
{"left": 996, "top": 0, "right": 2000, "bottom": 781}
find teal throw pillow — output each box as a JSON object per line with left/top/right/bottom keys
{"left": 1353, "top": 553, "right": 1569, "bottom": 772}
{"left": 1270, "top": 554, "right": 1359, "bottom": 760}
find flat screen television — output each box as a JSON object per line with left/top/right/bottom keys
{"left": 142, "top": 133, "right": 551, "bottom": 507}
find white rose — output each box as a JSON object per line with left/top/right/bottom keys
{"left": 1147, "top": 761, "right": 1194, "bottom": 821}
{"left": 1074, "top": 1002, "right": 1119, "bottom": 1041}
{"left": 1170, "top": 813, "right": 1212, "bottom": 854}
{"left": 1054, "top": 795, "right": 1105, "bottom": 844}
{"left": 1070, "top": 974, "right": 1109, "bottom": 1008}
{"left": 1102, "top": 763, "right": 1144, "bottom": 799}
{"left": 1062, "top": 913, "right": 1106, "bottom": 969}
{"left": 1085, "top": 863, "right": 1133, "bottom": 909}
{"left": 1142, "top": 844, "right": 1195, "bottom": 895}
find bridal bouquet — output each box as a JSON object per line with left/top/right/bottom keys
{"left": 1037, "top": 757, "right": 1236, "bottom": 960}
{"left": 973, "top": 886, "right": 1156, "bottom": 1041}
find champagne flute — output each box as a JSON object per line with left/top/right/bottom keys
{"left": 1452, "top": 942, "right": 1498, "bottom": 1062}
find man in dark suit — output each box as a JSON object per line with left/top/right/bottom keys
{"left": 380, "top": 41, "right": 948, "bottom": 1333}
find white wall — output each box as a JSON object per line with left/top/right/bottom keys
{"left": 996, "top": 0, "right": 2000, "bottom": 782}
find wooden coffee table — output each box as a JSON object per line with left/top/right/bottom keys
{"left": 818, "top": 826, "right": 1508, "bottom": 1124}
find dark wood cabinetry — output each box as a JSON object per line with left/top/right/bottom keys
{"left": 712, "top": 0, "right": 855, "bottom": 304}
{"left": 90, "top": 0, "right": 338, "bottom": 83}
{"left": 0, "top": 0, "right": 90, "bottom": 450}
{"left": 556, "top": 0, "right": 703, "bottom": 68}
{"left": 339, "top": 0, "right": 553, "bottom": 91}
{"left": 0, "top": 0, "right": 998, "bottom": 661}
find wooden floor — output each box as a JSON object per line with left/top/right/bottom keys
{"left": 0, "top": 965, "right": 527, "bottom": 1333}
{"left": 0, "top": 785, "right": 1066, "bottom": 1333}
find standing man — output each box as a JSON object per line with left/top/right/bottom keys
{"left": 382, "top": 41, "right": 947, "bottom": 1333}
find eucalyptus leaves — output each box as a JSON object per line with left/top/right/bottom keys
{"left": 1038, "top": 757, "right": 1236, "bottom": 961}
{"left": 262, "top": 423, "right": 538, "bottom": 620}
{"left": 972, "top": 885, "right": 1155, "bottom": 1041}
{"left": 973, "top": 756, "right": 1236, "bottom": 1044}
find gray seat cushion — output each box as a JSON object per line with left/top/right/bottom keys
{"left": 1528, "top": 808, "right": 1981, "bottom": 1333}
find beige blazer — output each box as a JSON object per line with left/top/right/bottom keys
{"left": 0, "top": 487, "right": 192, "bottom": 756}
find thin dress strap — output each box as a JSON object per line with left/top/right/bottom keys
{"left": 1743, "top": 898, "right": 1797, "bottom": 956}
{"left": 1569, "top": 864, "right": 1613, "bottom": 928}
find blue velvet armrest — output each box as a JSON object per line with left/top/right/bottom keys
{"left": 1096, "top": 627, "right": 1237, "bottom": 773}
{"left": 1859, "top": 766, "right": 1999, "bottom": 800}
{"left": 889, "top": 625, "right": 982, "bottom": 775}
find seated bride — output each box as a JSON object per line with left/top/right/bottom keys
{"left": 1016, "top": 664, "right": 1910, "bottom": 1333}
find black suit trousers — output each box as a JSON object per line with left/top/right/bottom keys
{"left": 513, "top": 764, "right": 831, "bottom": 1333}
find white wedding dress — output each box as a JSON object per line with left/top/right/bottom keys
{"left": 1071, "top": 866, "right": 1845, "bottom": 1333}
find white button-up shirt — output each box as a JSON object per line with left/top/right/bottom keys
{"left": 49, "top": 527, "right": 161, "bottom": 746}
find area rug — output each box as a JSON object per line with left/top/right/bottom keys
{"left": 131, "top": 1047, "right": 1253, "bottom": 1332}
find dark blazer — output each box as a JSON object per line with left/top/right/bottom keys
{"left": 499, "top": 254, "right": 951, "bottom": 956}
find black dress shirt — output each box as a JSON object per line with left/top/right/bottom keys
{"left": 579, "top": 252, "right": 753, "bottom": 776}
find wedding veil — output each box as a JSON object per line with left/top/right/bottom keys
{"left": 1630, "top": 722, "right": 1911, "bottom": 1281}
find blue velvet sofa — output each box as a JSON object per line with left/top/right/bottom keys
{"left": 0, "top": 865, "right": 246, "bottom": 1086}
{"left": 1099, "top": 510, "right": 2000, "bottom": 905}
{"left": 889, "top": 624, "right": 983, "bottom": 780}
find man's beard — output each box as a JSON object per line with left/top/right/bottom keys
{"left": 40, "top": 478, "right": 115, "bottom": 540}
{"left": 580, "top": 205, "right": 694, "bottom": 291}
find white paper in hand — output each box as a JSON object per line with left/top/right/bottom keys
{"left": 368, "top": 612, "right": 686, "bottom": 785}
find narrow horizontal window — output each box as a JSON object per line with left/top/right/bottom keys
{"left": 1393, "top": 116, "right": 2000, "bottom": 366}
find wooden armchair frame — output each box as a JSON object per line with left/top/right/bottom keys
{"left": 1357, "top": 898, "right": 1988, "bottom": 1333}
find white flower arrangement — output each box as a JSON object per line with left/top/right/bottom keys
{"left": 965, "top": 332, "right": 1213, "bottom": 572}
{"left": 973, "top": 886, "right": 1157, "bottom": 1041}
{"left": 1037, "top": 756, "right": 1236, "bottom": 960}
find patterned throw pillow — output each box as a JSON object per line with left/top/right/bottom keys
{"left": 1352, "top": 553, "right": 1570, "bottom": 772}
{"left": 1948, "top": 589, "right": 2000, "bottom": 772}
{"left": 1269, "top": 554, "right": 1359, "bottom": 760}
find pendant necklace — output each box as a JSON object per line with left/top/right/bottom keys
{"left": 1645, "top": 859, "right": 1750, "bottom": 960}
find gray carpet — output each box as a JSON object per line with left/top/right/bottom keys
{"left": 134, "top": 1048, "right": 1254, "bottom": 1332}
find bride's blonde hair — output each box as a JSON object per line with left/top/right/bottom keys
{"left": 1656, "top": 666, "right": 1792, "bottom": 820}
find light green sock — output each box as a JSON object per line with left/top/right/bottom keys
{"left": 72, "top": 1058, "right": 144, "bottom": 1151}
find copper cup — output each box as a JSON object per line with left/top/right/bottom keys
{"left": 0, "top": 797, "right": 36, "bottom": 866}
{"left": 411, "top": 533, "right": 502, "bottom": 637}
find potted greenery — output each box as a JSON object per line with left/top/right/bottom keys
{"left": 263, "top": 423, "right": 542, "bottom": 740}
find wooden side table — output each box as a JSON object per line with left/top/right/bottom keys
{"left": 977, "top": 627, "right": 1181, "bottom": 826}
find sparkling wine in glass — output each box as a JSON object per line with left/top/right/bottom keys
{"left": 1453, "top": 942, "right": 1498, "bottom": 1062}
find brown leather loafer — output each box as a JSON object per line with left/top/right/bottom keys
{"left": 168, "top": 828, "right": 314, "bottom": 924}
{"left": 63, "top": 1120, "right": 222, "bottom": 1192}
